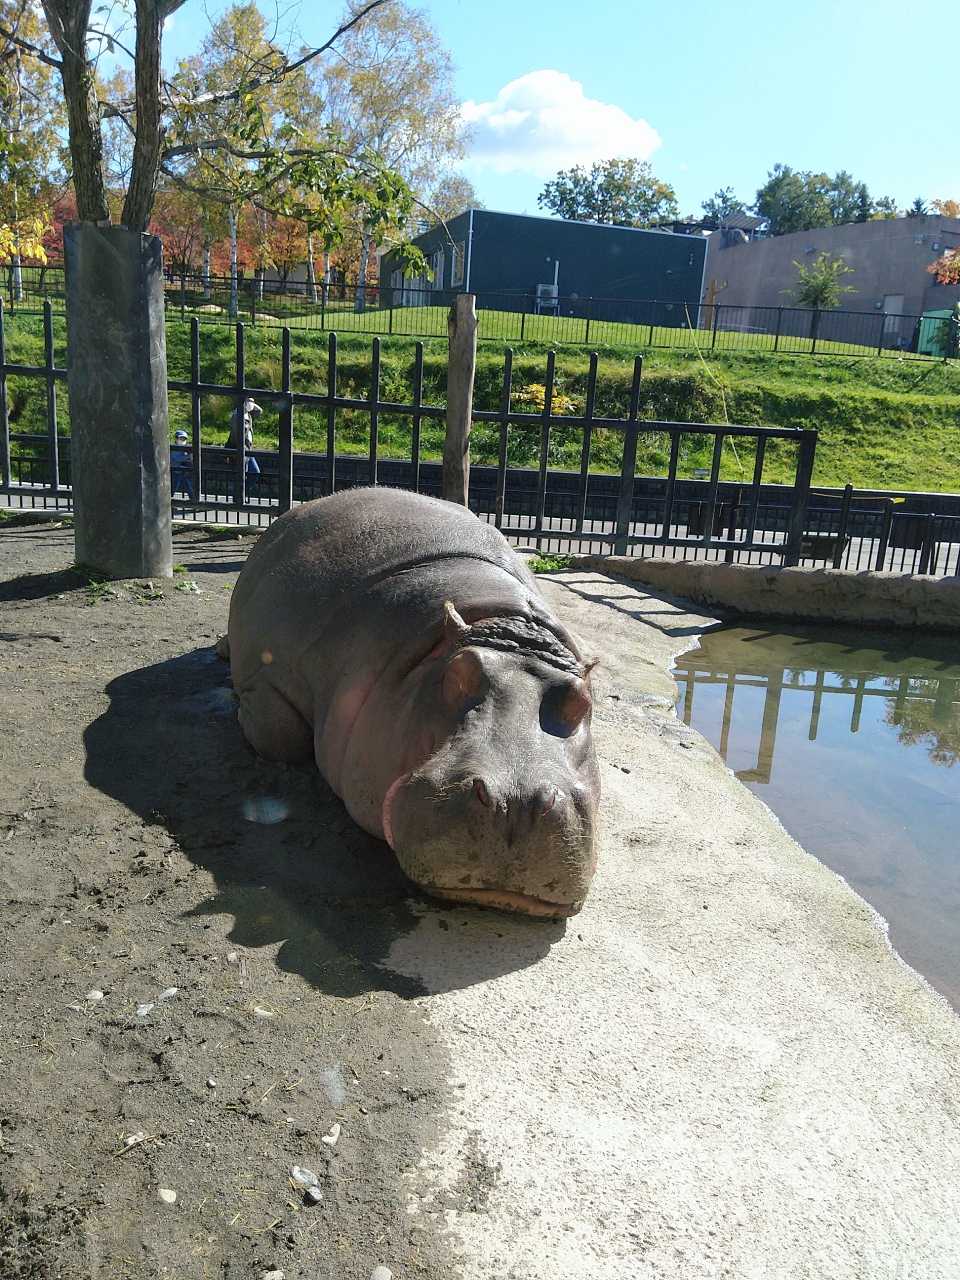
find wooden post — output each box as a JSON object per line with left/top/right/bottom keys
{"left": 444, "top": 293, "right": 478, "bottom": 504}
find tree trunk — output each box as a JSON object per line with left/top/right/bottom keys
{"left": 306, "top": 234, "right": 318, "bottom": 304}
{"left": 228, "top": 205, "right": 238, "bottom": 319}
{"left": 42, "top": 1, "right": 177, "bottom": 588}
{"left": 202, "top": 243, "right": 211, "bottom": 298}
{"left": 323, "top": 252, "right": 330, "bottom": 308}
{"left": 50, "top": 0, "right": 111, "bottom": 223}
{"left": 355, "top": 229, "right": 371, "bottom": 312}
{"left": 121, "top": 0, "right": 164, "bottom": 231}
{"left": 11, "top": 248, "right": 22, "bottom": 303}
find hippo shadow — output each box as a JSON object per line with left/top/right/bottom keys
{"left": 83, "top": 647, "right": 565, "bottom": 998}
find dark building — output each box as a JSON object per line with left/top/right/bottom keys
{"left": 379, "top": 209, "right": 708, "bottom": 327}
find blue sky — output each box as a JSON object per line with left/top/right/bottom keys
{"left": 163, "top": 0, "right": 957, "bottom": 218}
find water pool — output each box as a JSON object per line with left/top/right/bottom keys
{"left": 673, "top": 626, "right": 960, "bottom": 1009}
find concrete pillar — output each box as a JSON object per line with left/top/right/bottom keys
{"left": 65, "top": 223, "right": 172, "bottom": 579}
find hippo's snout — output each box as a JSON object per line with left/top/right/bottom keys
{"left": 389, "top": 764, "right": 598, "bottom": 919}
{"left": 471, "top": 776, "right": 570, "bottom": 842}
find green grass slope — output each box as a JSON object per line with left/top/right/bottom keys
{"left": 4, "top": 317, "right": 960, "bottom": 492}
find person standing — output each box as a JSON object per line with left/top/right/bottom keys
{"left": 227, "top": 397, "right": 263, "bottom": 500}
{"left": 170, "top": 430, "right": 195, "bottom": 500}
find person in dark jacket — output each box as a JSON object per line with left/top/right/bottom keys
{"left": 170, "top": 430, "right": 195, "bottom": 500}
{"left": 226, "top": 397, "right": 263, "bottom": 499}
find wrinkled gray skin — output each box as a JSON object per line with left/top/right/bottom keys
{"left": 221, "top": 489, "right": 600, "bottom": 917}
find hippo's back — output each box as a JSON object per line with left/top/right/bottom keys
{"left": 227, "top": 489, "right": 545, "bottom": 689}
{"left": 247, "top": 488, "right": 533, "bottom": 591}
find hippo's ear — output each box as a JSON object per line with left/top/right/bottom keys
{"left": 442, "top": 648, "right": 486, "bottom": 710}
{"left": 443, "top": 601, "right": 470, "bottom": 643}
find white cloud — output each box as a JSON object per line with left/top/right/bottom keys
{"left": 461, "top": 70, "right": 662, "bottom": 177}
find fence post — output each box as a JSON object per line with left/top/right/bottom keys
{"left": 44, "top": 300, "right": 60, "bottom": 493}
{"left": 613, "top": 355, "right": 643, "bottom": 556}
{"left": 724, "top": 485, "right": 741, "bottom": 563}
{"left": 443, "top": 293, "right": 477, "bottom": 505}
{"left": 918, "top": 513, "right": 936, "bottom": 575}
{"left": 711, "top": 302, "right": 720, "bottom": 348}
{"left": 782, "top": 429, "right": 817, "bottom": 567}
{"left": 0, "top": 299, "right": 9, "bottom": 491}
{"left": 190, "top": 316, "right": 203, "bottom": 502}
{"left": 278, "top": 326, "right": 293, "bottom": 513}
{"left": 875, "top": 498, "right": 894, "bottom": 571}
{"left": 180, "top": 273, "right": 186, "bottom": 323}
{"left": 832, "top": 482, "right": 853, "bottom": 569}
{"left": 584, "top": 297, "right": 592, "bottom": 346}
{"left": 773, "top": 307, "right": 782, "bottom": 353}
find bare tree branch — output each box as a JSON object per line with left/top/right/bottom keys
{"left": 99, "top": 97, "right": 135, "bottom": 119}
{"left": 0, "top": 22, "right": 62, "bottom": 68}
{"left": 162, "top": 137, "right": 354, "bottom": 163}
{"left": 87, "top": 26, "right": 137, "bottom": 61}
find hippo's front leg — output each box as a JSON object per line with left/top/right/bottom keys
{"left": 235, "top": 663, "right": 314, "bottom": 764}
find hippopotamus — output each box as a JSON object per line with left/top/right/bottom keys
{"left": 218, "top": 488, "right": 600, "bottom": 918}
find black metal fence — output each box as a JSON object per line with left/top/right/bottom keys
{"left": 5, "top": 302, "right": 960, "bottom": 574}
{"left": 4, "top": 264, "right": 955, "bottom": 360}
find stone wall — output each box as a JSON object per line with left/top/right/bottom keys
{"left": 571, "top": 556, "right": 960, "bottom": 632}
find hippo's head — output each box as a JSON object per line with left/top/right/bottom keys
{"left": 382, "top": 605, "right": 600, "bottom": 919}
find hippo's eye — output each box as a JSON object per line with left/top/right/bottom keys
{"left": 442, "top": 648, "right": 488, "bottom": 713}
{"left": 539, "top": 680, "right": 592, "bottom": 738}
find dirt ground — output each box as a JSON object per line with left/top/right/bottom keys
{"left": 7, "top": 519, "right": 960, "bottom": 1280}
{"left": 0, "top": 519, "right": 475, "bottom": 1280}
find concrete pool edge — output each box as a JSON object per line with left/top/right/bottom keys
{"left": 568, "top": 564, "right": 960, "bottom": 1016}
{"left": 398, "top": 569, "right": 960, "bottom": 1277}
{"left": 570, "top": 555, "right": 960, "bottom": 632}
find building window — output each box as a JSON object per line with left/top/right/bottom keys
{"left": 451, "top": 242, "right": 465, "bottom": 287}
{"left": 430, "top": 249, "right": 445, "bottom": 289}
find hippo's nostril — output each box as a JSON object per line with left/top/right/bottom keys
{"left": 474, "top": 778, "right": 491, "bottom": 807}
{"left": 538, "top": 788, "right": 558, "bottom": 817}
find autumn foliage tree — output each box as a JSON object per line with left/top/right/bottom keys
{"left": 317, "top": 0, "right": 467, "bottom": 306}
{"left": 928, "top": 250, "right": 960, "bottom": 286}
{"left": 925, "top": 201, "right": 960, "bottom": 285}
{"left": 149, "top": 186, "right": 208, "bottom": 274}
{"left": 0, "top": 1, "right": 66, "bottom": 283}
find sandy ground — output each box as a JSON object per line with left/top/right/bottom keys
{"left": 1, "top": 519, "right": 959, "bottom": 1280}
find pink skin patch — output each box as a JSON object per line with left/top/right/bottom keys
{"left": 381, "top": 771, "right": 412, "bottom": 850}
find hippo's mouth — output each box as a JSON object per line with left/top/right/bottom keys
{"left": 424, "top": 886, "right": 583, "bottom": 918}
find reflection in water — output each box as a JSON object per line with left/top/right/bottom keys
{"left": 673, "top": 627, "right": 960, "bottom": 1009}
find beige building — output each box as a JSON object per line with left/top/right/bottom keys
{"left": 703, "top": 213, "right": 960, "bottom": 321}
